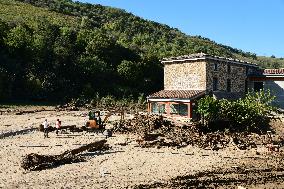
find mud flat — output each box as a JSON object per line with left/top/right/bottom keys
{"left": 1, "top": 106, "right": 284, "bottom": 188}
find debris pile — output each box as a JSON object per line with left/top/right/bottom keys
{"left": 21, "top": 140, "right": 107, "bottom": 171}
{"left": 112, "top": 114, "right": 283, "bottom": 150}
{"left": 113, "top": 114, "right": 231, "bottom": 149}
{"left": 231, "top": 133, "right": 257, "bottom": 150}
{"left": 112, "top": 114, "right": 170, "bottom": 134}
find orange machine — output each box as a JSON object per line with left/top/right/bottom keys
{"left": 85, "top": 109, "right": 125, "bottom": 132}
{"left": 85, "top": 111, "right": 114, "bottom": 129}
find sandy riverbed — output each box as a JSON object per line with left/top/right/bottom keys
{"left": 1, "top": 106, "right": 284, "bottom": 188}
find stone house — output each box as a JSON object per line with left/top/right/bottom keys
{"left": 147, "top": 53, "right": 284, "bottom": 119}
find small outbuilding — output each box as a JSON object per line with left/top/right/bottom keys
{"left": 147, "top": 90, "right": 205, "bottom": 119}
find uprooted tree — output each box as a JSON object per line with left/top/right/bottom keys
{"left": 21, "top": 139, "right": 108, "bottom": 171}
{"left": 197, "top": 90, "right": 276, "bottom": 132}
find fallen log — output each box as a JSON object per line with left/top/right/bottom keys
{"left": 0, "top": 128, "right": 37, "bottom": 139}
{"left": 21, "top": 139, "right": 107, "bottom": 171}
{"left": 38, "top": 125, "right": 78, "bottom": 132}
{"left": 62, "top": 139, "right": 107, "bottom": 156}
{"left": 60, "top": 125, "right": 76, "bottom": 130}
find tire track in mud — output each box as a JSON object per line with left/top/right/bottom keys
{"left": 135, "top": 167, "right": 284, "bottom": 188}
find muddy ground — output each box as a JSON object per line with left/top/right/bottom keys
{"left": 1, "top": 105, "right": 284, "bottom": 188}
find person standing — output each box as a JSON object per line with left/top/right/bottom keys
{"left": 55, "top": 119, "right": 61, "bottom": 135}
{"left": 43, "top": 119, "right": 49, "bottom": 138}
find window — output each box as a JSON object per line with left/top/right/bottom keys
{"left": 151, "top": 102, "right": 159, "bottom": 114}
{"left": 227, "top": 79, "right": 231, "bottom": 92}
{"left": 213, "top": 77, "right": 218, "bottom": 91}
{"left": 227, "top": 65, "right": 231, "bottom": 73}
{"left": 159, "top": 104, "right": 166, "bottom": 114}
{"left": 151, "top": 103, "right": 166, "bottom": 114}
{"left": 245, "top": 80, "right": 248, "bottom": 93}
{"left": 246, "top": 67, "right": 249, "bottom": 75}
{"left": 170, "top": 103, "right": 188, "bottom": 116}
{"left": 214, "top": 63, "right": 218, "bottom": 71}
{"left": 254, "top": 82, "right": 263, "bottom": 92}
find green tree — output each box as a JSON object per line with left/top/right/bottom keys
{"left": 220, "top": 90, "right": 275, "bottom": 131}
{"left": 117, "top": 60, "right": 140, "bottom": 82}
{"left": 198, "top": 90, "right": 276, "bottom": 132}
{"left": 196, "top": 96, "right": 220, "bottom": 126}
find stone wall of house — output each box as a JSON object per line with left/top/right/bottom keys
{"left": 164, "top": 60, "right": 207, "bottom": 90}
{"left": 206, "top": 60, "right": 247, "bottom": 93}
{"left": 164, "top": 58, "right": 259, "bottom": 93}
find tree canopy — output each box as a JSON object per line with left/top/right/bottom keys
{"left": 0, "top": 0, "right": 283, "bottom": 102}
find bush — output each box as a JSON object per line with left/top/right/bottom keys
{"left": 196, "top": 95, "right": 220, "bottom": 126}
{"left": 100, "top": 95, "right": 116, "bottom": 107}
{"left": 221, "top": 90, "right": 275, "bottom": 131}
{"left": 197, "top": 90, "right": 276, "bottom": 132}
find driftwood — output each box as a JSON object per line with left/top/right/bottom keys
{"left": 60, "top": 125, "right": 76, "bottom": 131}
{"left": 0, "top": 128, "right": 37, "bottom": 139}
{"left": 38, "top": 125, "right": 79, "bottom": 132}
{"left": 21, "top": 139, "right": 107, "bottom": 171}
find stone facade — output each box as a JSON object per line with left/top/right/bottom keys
{"left": 206, "top": 60, "right": 247, "bottom": 93}
{"left": 164, "top": 57, "right": 257, "bottom": 94}
{"left": 164, "top": 60, "right": 207, "bottom": 90}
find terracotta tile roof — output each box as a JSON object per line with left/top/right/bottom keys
{"left": 161, "top": 53, "right": 258, "bottom": 67}
{"left": 148, "top": 90, "right": 205, "bottom": 99}
{"left": 263, "top": 68, "right": 284, "bottom": 75}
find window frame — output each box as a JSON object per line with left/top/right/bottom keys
{"left": 213, "top": 77, "right": 218, "bottom": 91}
{"left": 246, "top": 67, "right": 249, "bottom": 75}
{"left": 227, "top": 79, "right": 231, "bottom": 92}
{"left": 214, "top": 63, "right": 218, "bottom": 71}
{"left": 253, "top": 81, "right": 263, "bottom": 92}
{"left": 169, "top": 103, "right": 188, "bottom": 116}
{"left": 227, "top": 64, "right": 231, "bottom": 73}
{"left": 151, "top": 102, "right": 166, "bottom": 114}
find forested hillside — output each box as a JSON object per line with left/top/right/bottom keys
{"left": 0, "top": 0, "right": 283, "bottom": 102}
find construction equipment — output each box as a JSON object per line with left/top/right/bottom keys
{"left": 84, "top": 110, "right": 121, "bottom": 130}
{"left": 85, "top": 111, "right": 104, "bottom": 130}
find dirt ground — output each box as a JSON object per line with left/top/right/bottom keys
{"left": 1, "top": 106, "right": 284, "bottom": 189}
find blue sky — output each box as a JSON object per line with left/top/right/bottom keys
{"left": 78, "top": 0, "right": 284, "bottom": 58}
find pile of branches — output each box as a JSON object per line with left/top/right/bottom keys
{"left": 112, "top": 114, "right": 262, "bottom": 150}
{"left": 112, "top": 114, "right": 172, "bottom": 134}
{"left": 21, "top": 140, "right": 107, "bottom": 171}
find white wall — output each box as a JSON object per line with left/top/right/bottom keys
{"left": 264, "top": 80, "right": 284, "bottom": 109}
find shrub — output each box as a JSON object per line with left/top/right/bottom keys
{"left": 197, "top": 90, "right": 276, "bottom": 132}
{"left": 196, "top": 95, "right": 220, "bottom": 126}
{"left": 137, "top": 93, "right": 146, "bottom": 105}
{"left": 221, "top": 90, "right": 275, "bottom": 131}
{"left": 100, "top": 95, "right": 116, "bottom": 107}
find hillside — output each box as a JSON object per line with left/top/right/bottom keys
{"left": 0, "top": 0, "right": 283, "bottom": 102}
{"left": 0, "top": 0, "right": 79, "bottom": 27}
{"left": 12, "top": 0, "right": 254, "bottom": 59}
